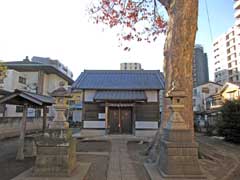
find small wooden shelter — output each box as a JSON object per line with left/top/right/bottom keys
{"left": 0, "top": 89, "right": 54, "bottom": 160}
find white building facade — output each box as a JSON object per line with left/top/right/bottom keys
{"left": 0, "top": 57, "right": 73, "bottom": 117}
{"left": 120, "top": 63, "right": 142, "bottom": 70}
{"left": 193, "top": 82, "right": 222, "bottom": 113}
{"left": 213, "top": 0, "right": 240, "bottom": 84}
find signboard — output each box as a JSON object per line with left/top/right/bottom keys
{"left": 98, "top": 113, "right": 105, "bottom": 119}
{"left": 202, "top": 87, "right": 209, "bottom": 93}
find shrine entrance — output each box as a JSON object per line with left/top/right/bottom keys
{"left": 108, "top": 107, "right": 132, "bottom": 134}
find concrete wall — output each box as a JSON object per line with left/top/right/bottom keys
{"left": 0, "top": 117, "right": 51, "bottom": 139}
{"left": 45, "top": 74, "right": 68, "bottom": 94}
{"left": 2, "top": 70, "right": 27, "bottom": 91}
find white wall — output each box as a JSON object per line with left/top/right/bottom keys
{"left": 2, "top": 70, "right": 27, "bottom": 91}
{"left": 193, "top": 83, "right": 222, "bottom": 112}
{"left": 145, "top": 90, "right": 158, "bottom": 102}
{"left": 135, "top": 121, "right": 158, "bottom": 129}
{"left": 83, "top": 121, "right": 105, "bottom": 128}
{"left": 46, "top": 74, "right": 68, "bottom": 94}
{"left": 84, "top": 90, "right": 96, "bottom": 102}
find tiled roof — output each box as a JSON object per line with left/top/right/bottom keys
{"left": 94, "top": 90, "right": 147, "bottom": 101}
{"left": 22, "top": 91, "right": 55, "bottom": 105}
{"left": 0, "top": 89, "right": 54, "bottom": 106}
{"left": 0, "top": 89, "right": 11, "bottom": 96}
{"left": 72, "top": 70, "right": 165, "bottom": 90}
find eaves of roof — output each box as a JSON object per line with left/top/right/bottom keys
{"left": 5, "top": 63, "right": 74, "bottom": 84}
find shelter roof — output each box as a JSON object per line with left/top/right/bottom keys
{"left": 0, "top": 89, "right": 54, "bottom": 107}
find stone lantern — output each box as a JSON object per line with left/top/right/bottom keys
{"left": 33, "top": 82, "right": 76, "bottom": 177}
{"left": 49, "top": 81, "right": 71, "bottom": 129}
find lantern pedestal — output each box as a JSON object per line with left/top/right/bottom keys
{"left": 33, "top": 84, "right": 76, "bottom": 177}
{"left": 158, "top": 91, "right": 205, "bottom": 179}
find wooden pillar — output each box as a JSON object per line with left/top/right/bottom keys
{"left": 16, "top": 103, "right": 27, "bottom": 160}
{"left": 118, "top": 106, "right": 121, "bottom": 133}
{"left": 42, "top": 105, "right": 47, "bottom": 133}
{"left": 2, "top": 104, "right": 6, "bottom": 117}
{"left": 132, "top": 104, "right": 136, "bottom": 135}
{"left": 105, "top": 103, "right": 109, "bottom": 135}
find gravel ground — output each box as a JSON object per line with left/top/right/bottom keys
{"left": 196, "top": 133, "right": 240, "bottom": 180}
{"left": 1, "top": 134, "right": 239, "bottom": 180}
{"left": 127, "top": 140, "right": 151, "bottom": 180}
{"left": 0, "top": 137, "right": 35, "bottom": 180}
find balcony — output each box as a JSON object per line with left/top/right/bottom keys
{"left": 235, "top": 19, "right": 240, "bottom": 26}
{"left": 235, "top": 9, "right": 240, "bottom": 18}
{"left": 234, "top": 0, "right": 240, "bottom": 10}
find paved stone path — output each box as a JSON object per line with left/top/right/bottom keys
{"left": 107, "top": 138, "right": 138, "bottom": 180}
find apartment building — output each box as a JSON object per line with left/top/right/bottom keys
{"left": 120, "top": 63, "right": 142, "bottom": 70}
{"left": 213, "top": 0, "right": 240, "bottom": 84}
{"left": 193, "top": 45, "right": 209, "bottom": 87}
{"left": 0, "top": 56, "right": 74, "bottom": 117}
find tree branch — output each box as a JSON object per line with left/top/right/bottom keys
{"left": 137, "top": 0, "right": 146, "bottom": 7}
{"left": 158, "top": 0, "right": 171, "bottom": 10}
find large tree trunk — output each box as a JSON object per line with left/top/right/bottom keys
{"left": 146, "top": 0, "right": 198, "bottom": 162}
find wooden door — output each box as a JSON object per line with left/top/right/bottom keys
{"left": 121, "top": 108, "right": 132, "bottom": 134}
{"left": 109, "top": 108, "right": 119, "bottom": 133}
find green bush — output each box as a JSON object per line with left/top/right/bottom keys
{"left": 217, "top": 99, "right": 240, "bottom": 144}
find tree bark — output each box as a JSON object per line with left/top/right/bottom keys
{"left": 162, "top": 0, "right": 198, "bottom": 130}
{"left": 16, "top": 104, "right": 28, "bottom": 160}
{"left": 146, "top": 0, "right": 198, "bottom": 162}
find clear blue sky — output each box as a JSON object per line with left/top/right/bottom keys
{"left": 197, "top": 0, "right": 235, "bottom": 79}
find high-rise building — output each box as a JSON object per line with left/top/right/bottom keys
{"left": 120, "top": 63, "right": 142, "bottom": 70}
{"left": 193, "top": 45, "right": 209, "bottom": 87}
{"left": 213, "top": 0, "right": 240, "bottom": 84}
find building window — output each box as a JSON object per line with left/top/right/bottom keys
{"left": 67, "top": 100, "right": 75, "bottom": 105}
{"left": 16, "top": 106, "right": 24, "bottom": 113}
{"left": 226, "top": 34, "right": 229, "bottom": 40}
{"left": 193, "top": 89, "right": 197, "bottom": 96}
{"left": 193, "top": 99, "right": 196, "bottom": 106}
{"left": 18, "top": 76, "right": 26, "bottom": 84}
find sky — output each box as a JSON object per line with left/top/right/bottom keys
{"left": 0, "top": 0, "right": 235, "bottom": 80}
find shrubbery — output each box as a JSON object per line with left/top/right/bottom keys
{"left": 217, "top": 99, "right": 240, "bottom": 144}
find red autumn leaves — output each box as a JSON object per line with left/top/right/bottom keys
{"left": 89, "top": 0, "right": 167, "bottom": 50}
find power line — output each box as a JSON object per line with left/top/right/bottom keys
{"left": 204, "top": 0, "right": 213, "bottom": 42}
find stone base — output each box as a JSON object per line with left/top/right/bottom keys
{"left": 11, "top": 162, "right": 91, "bottom": 180}
{"left": 24, "top": 136, "right": 37, "bottom": 157}
{"left": 145, "top": 163, "right": 205, "bottom": 180}
{"left": 49, "top": 121, "right": 69, "bottom": 129}
{"left": 158, "top": 128, "right": 205, "bottom": 179}
{"left": 33, "top": 129, "right": 76, "bottom": 177}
